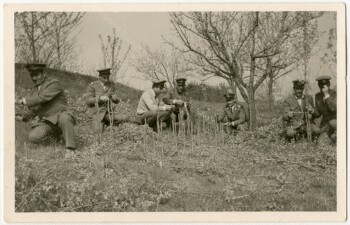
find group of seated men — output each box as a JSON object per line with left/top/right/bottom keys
{"left": 17, "top": 63, "right": 337, "bottom": 152}
{"left": 282, "top": 77, "right": 336, "bottom": 144}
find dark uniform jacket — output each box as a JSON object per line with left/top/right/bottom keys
{"left": 282, "top": 94, "right": 314, "bottom": 129}
{"left": 85, "top": 80, "right": 120, "bottom": 122}
{"left": 24, "top": 77, "right": 73, "bottom": 125}
{"left": 313, "top": 89, "right": 336, "bottom": 127}
{"left": 218, "top": 102, "right": 246, "bottom": 125}
{"left": 162, "top": 88, "right": 191, "bottom": 114}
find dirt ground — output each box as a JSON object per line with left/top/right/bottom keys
{"left": 14, "top": 113, "right": 336, "bottom": 212}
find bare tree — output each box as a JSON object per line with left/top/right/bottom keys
{"left": 48, "top": 12, "right": 85, "bottom": 70}
{"left": 321, "top": 13, "right": 336, "bottom": 78}
{"left": 99, "top": 28, "right": 131, "bottom": 80}
{"left": 256, "top": 12, "right": 323, "bottom": 110}
{"left": 15, "top": 12, "right": 54, "bottom": 63}
{"left": 170, "top": 11, "right": 324, "bottom": 129}
{"left": 133, "top": 45, "right": 195, "bottom": 89}
{"left": 15, "top": 12, "right": 85, "bottom": 71}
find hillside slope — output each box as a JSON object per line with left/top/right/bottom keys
{"left": 14, "top": 64, "right": 336, "bottom": 213}
{"left": 15, "top": 63, "right": 142, "bottom": 106}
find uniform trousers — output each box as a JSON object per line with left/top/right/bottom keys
{"left": 318, "top": 119, "right": 337, "bottom": 145}
{"left": 138, "top": 110, "right": 172, "bottom": 131}
{"left": 28, "top": 112, "right": 76, "bottom": 149}
{"left": 92, "top": 112, "right": 130, "bottom": 133}
{"left": 285, "top": 124, "right": 321, "bottom": 139}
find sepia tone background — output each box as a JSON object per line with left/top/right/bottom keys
{"left": 4, "top": 3, "right": 346, "bottom": 223}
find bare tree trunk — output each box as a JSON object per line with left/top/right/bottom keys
{"left": 228, "top": 76, "right": 238, "bottom": 101}
{"left": 30, "top": 12, "right": 37, "bottom": 62}
{"left": 248, "top": 12, "right": 259, "bottom": 130}
{"left": 266, "top": 58, "right": 274, "bottom": 111}
{"left": 268, "top": 75, "right": 274, "bottom": 111}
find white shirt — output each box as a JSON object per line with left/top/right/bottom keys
{"left": 137, "top": 89, "right": 167, "bottom": 115}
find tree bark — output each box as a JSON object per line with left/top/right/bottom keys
{"left": 227, "top": 76, "right": 238, "bottom": 101}
{"left": 30, "top": 12, "right": 37, "bottom": 62}
{"left": 266, "top": 58, "right": 274, "bottom": 111}
{"left": 248, "top": 12, "right": 259, "bottom": 130}
{"left": 268, "top": 74, "right": 274, "bottom": 111}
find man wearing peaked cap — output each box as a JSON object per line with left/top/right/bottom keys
{"left": 17, "top": 63, "right": 77, "bottom": 151}
{"left": 282, "top": 79, "right": 320, "bottom": 140}
{"left": 162, "top": 78, "right": 194, "bottom": 127}
{"left": 312, "top": 75, "right": 337, "bottom": 144}
{"left": 137, "top": 78, "right": 174, "bottom": 131}
{"left": 216, "top": 89, "right": 248, "bottom": 134}
{"left": 25, "top": 63, "right": 46, "bottom": 72}
{"left": 85, "top": 68, "right": 132, "bottom": 132}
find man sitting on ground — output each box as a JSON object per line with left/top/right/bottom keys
{"left": 312, "top": 75, "right": 337, "bottom": 144}
{"left": 162, "top": 78, "right": 192, "bottom": 122}
{"left": 17, "top": 63, "right": 77, "bottom": 152}
{"left": 216, "top": 90, "right": 247, "bottom": 134}
{"left": 85, "top": 68, "right": 131, "bottom": 133}
{"left": 282, "top": 79, "right": 320, "bottom": 141}
{"left": 137, "top": 79, "right": 174, "bottom": 131}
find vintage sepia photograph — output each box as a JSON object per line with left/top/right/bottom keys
{"left": 3, "top": 3, "right": 346, "bottom": 223}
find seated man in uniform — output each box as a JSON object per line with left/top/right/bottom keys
{"left": 162, "top": 78, "right": 193, "bottom": 124}
{"left": 312, "top": 75, "right": 336, "bottom": 144}
{"left": 85, "top": 68, "right": 131, "bottom": 132}
{"left": 216, "top": 90, "right": 247, "bottom": 134}
{"left": 17, "top": 63, "right": 76, "bottom": 151}
{"left": 282, "top": 79, "right": 320, "bottom": 140}
{"left": 137, "top": 79, "right": 174, "bottom": 131}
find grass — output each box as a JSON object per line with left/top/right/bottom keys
{"left": 14, "top": 66, "right": 337, "bottom": 212}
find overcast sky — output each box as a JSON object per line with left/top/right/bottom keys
{"left": 74, "top": 12, "right": 336, "bottom": 95}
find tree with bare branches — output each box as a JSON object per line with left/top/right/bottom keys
{"left": 15, "top": 12, "right": 85, "bottom": 70}
{"left": 48, "top": 12, "right": 85, "bottom": 70}
{"left": 99, "top": 28, "right": 131, "bottom": 80}
{"left": 321, "top": 13, "right": 336, "bottom": 78}
{"left": 170, "top": 11, "right": 324, "bottom": 129}
{"left": 133, "top": 45, "right": 195, "bottom": 89}
{"left": 15, "top": 12, "right": 53, "bottom": 63}
{"left": 256, "top": 12, "right": 323, "bottom": 110}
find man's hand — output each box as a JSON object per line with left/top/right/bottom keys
{"left": 173, "top": 99, "right": 184, "bottom": 106}
{"left": 15, "top": 116, "right": 24, "bottom": 121}
{"left": 307, "top": 106, "right": 314, "bottom": 114}
{"left": 110, "top": 94, "right": 121, "bottom": 103}
{"left": 288, "top": 111, "right": 294, "bottom": 118}
{"left": 17, "top": 98, "right": 26, "bottom": 105}
{"left": 322, "top": 85, "right": 330, "bottom": 98}
{"left": 99, "top": 95, "right": 110, "bottom": 102}
{"left": 165, "top": 105, "right": 175, "bottom": 111}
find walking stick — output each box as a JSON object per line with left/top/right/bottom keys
{"left": 96, "top": 97, "right": 102, "bottom": 143}
{"left": 304, "top": 84, "right": 312, "bottom": 141}
{"left": 107, "top": 99, "right": 114, "bottom": 136}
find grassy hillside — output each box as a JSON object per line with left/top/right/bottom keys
{"left": 14, "top": 65, "right": 336, "bottom": 212}
{"left": 15, "top": 63, "right": 142, "bottom": 106}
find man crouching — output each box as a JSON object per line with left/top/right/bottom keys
{"left": 17, "top": 63, "right": 76, "bottom": 151}
{"left": 137, "top": 79, "right": 174, "bottom": 132}
{"left": 216, "top": 90, "right": 248, "bottom": 134}
{"left": 85, "top": 68, "right": 131, "bottom": 133}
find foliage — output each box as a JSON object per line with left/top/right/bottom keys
{"left": 186, "top": 82, "right": 227, "bottom": 103}
{"left": 14, "top": 66, "right": 337, "bottom": 212}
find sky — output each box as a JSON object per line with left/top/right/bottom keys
{"left": 73, "top": 11, "right": 336, "bottom": 96}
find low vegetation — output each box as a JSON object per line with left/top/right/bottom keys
{"left": 14, "top": 68, "right": 336, "bottom": 212}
